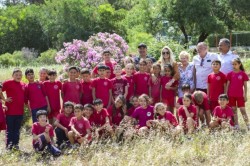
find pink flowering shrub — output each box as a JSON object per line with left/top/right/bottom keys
{"left": 55, "top": 32, "right": 129, "bottom": 71}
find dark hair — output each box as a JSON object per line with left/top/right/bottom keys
{"left": 63, "top": 101, "right": 74, "bottom": 109}
{"left": 211, "top": 60, "right": 221, "bottom": 66}
{"left": 102, "top": 50, "right": 112, "bottom": 55}
{"left": 97, "top": 64, "right": 107, "bottom": 70}
{"left": 84, "top": 104, "right": 94, "bottom": 110}
{"left": 164, "top": 64, "right": 174, "bottom": 76}
{"left": 81, "top": 68, "right": 90, "bottom": 75}
{"left": 93, "top": 98, "right": 103, "bottom": 105}
{"left": 74, "top": 104, "right": 84, "bottom": 111}
{"left": 68, "top": 66, "right": 78, "bottom": 72}
{"left": 112, "top": 95, "right": 126, "bottom": 119}
{"left": 48, "top": 69, "right": 57, "bottom": 76}
{"left": 218, "top": 94, "right": 229, "bottom": 100}
{"left": 139, "top": 59, "right": 147, "bottom": 65}
{"left": 105, "top": 66, "right": 111, "bottom": 70}
{"left": 232, "top": 58, "right": 245, "bottom": 71}
{"left": 181, "top": 84, "right": 190, "bottom": 91}
{"left": 0, "top": 82, "right": 2, "bottom": 89}
{"left": 25, "top": 68, "right": 34, "bottom": 76}
{"left": 12, "top": 68, "right": 22, "bottom": 76}
{"left": 183, "top": 93, "right": 192, "bottom": 101}
{"left": 36, "top": 110, "right": 47, "bottom": 119}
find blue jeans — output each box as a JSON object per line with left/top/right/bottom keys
{"left": 6, "top": 115, "right": 23, "bottom": 148}
{"left": 31, "top": 106, "right": 47, "bottom": 123}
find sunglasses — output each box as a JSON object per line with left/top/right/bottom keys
{"left": 162, "top": 52, "right": 170, "bottom": 55}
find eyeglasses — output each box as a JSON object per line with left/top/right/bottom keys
{"left": 162, "top": 52, "right": 170, "bottom": 55}
{"left": 200, "top": 58, "right": 204, "bottom": 66}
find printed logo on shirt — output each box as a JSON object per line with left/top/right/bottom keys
{"left": 238, "top": 75, "right": 242, "bottom": 80}
{"left": 222, "top": 113, "right": 226, "bottom": 118}
{"left": 144, "top": 77, "right": 148, "bottom": 81}
{"left": 54, "top": 85, "right": 58, "bottom": 89}
{"left": 104, "top": 82, "right": 108, "bottom": 86}
{"left": 76, "top": 85, "right": 80, "bottom": 89}
{"left": 78, "top": 123, "right": 83, "bottom": 129}
{"left": 216, "top": 76, "right": 221, "bottom": 80}
{"left": 147, "top": 112, "right": 151, "bottom": 117}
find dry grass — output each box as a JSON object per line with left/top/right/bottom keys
{"left": 0, "top": 65, "right": 250, "bottom": 166}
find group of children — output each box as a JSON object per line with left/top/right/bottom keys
{"left": 0, "top": 50, "right": 249, "bottom": 156}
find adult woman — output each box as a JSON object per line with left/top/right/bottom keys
{"left": 158, "top": 46, "right": 180, "bottom": 84}
{"left": 178, "top": 51, "right": 194, "bottom": 97}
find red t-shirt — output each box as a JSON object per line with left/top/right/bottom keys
{"left": 107, "top": 106, "right": 123, "bottom": 126}
{"left": 134, "top": 72, "right": 150, "bottom": 96}
{"left": 131, "top": 105, "right": 154, "bottom": 128}
{"left": 91, "top": 78, "right": 112, "bottom": 107}
{"left": 69, "top": 117, "right": 91, "bottom": 136}
{"left": 93, "top": 61, "right": 117, "bottom": 79}
{"left": 177, "top": 97, "right": 183, "bottom": 105}
{"left": 81, "top": 80, "right": 93, "bottom": 105}
{"left": 2, "top": 80, "right": 25, "bottom": 115}
{"left": 111, "top": 77, "right": 128, "bottom": 99}
{"left": 178, "top": 105, "right": 197, "bottom": 126}
{"left": 56, "top": 113, "right": 74, "bottom": 130}
{"left": 158, "top": 111, "right": 178, "bottom": 127}
{"left": 192, "top": 92, "right": 210, "bottom": 110}
{"left": 32, "top": 122, "right": 54, "bottom": 144}
{"left": 123, "top": 75, "right": 134, "bottom": 101}
{"left": 148, "top": 75, "right": 161, "bottom": 103}
{"left": 62, "top": 81, "right": 82, "bottom": 104}
{"left": 227, "top": 71, "right": 249, "bottom": 97}
{"left": 207, "top": 72, "right": 227, "bottom": 101}
{"left": 213, "top": 105, "right": 234, "bottom": 126}
{"left": 160, "top": 76, "right": 178, "bottom": 99}
{"left": 25, "top": 82, "right": 47, "bottom": 110}
{"left": 43, "top": 81, "right": 62, "bottom": 113}
{"left": 89, "top": 108, "right": 109, "bottom": 127}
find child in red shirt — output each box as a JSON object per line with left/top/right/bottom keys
{"left": 209, "top": 94, "right": 234, "bottom": 130}
{"left": 83, "top": 104, "right": 94, "bottom": 126}
{"left": 0, "top": 84, "right": 6, "bottom": 131}
{"left": 68, "top": 104, "right": 91, "bottom": 147}
{"left": 32, "top": 110, "right": 61, "bottom": 156}
{"left": 160, "top": 64, "right": 178, "bottom": 113}
{"left": 149, "top": 63, "right": 161, "bottom": 105}
{"left": 127, "top": 96, "right": 139, "bottom": 117}
{"left": 92, "top": 50, "right": 117, "bottom": 79}
{"left": 25, "top": 68, "right": 50, "bottom": 123}
{"left": 107, "top": 95, "right": 126, "bottom": 127}
{"left": 111, "top": 64, "right": 128, "bottom": 101}
{"left": 147, "top": 102, "right": 179, "bottom": 132}
{"left": 62, "top": 66, "right": 82, "bottom": 104}
{"left": 226, "top": 58, "right": 250, "bottom": 130}
{"left": 178, "top": 93, "right": 197, "bottom": 134}
{"left": 92, "top": 65, "right": 112, "bottom": 108}
{"left": 90, "top": 99, "right": 113, "bottom": 139}
{"left": 192, "top": 91, "right": 211, "bottom": 127}
{"left": 80, "top": 68, "right": 93, "bottom": 106}
{"left": 2, "top": 68, "right": 25, "bottom": 149}
{"left": 39, "top": 67, "right": 49, "bottom": 82}
{"left": 123, "top": 63, "right": 135, "bottom": 103}
{"left": 54, "top": 101, "right": 74, "bottom": 147}
{"left": 44, "top": 69, "right": 62, "bottom": 125}
{"left": 134, "top": 59, "right": 150, "bottom": 96}
{"left": 207, "top": 60, "right": 227, "bottom": 112}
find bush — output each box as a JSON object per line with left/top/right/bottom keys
{"left": 36, "top": 49, "right": 57, "bottom": 65}
{"left": 0, "top": 52, "right": 23, "bottom": 67}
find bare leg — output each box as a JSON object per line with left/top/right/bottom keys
{"left": 239, "top": 107, "right": 250, "bottom": 128}
{"left": 205, "top": 110, "right": 211, "bottom": 125}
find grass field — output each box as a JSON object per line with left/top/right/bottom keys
{"left": 0, "top": 65, "right": 250, "bottom": 166}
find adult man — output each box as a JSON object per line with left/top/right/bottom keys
{"left": 218, "top": 38, "right": 239, "bottom": 75}
{"left": 193, "top": 42, "right": 218, "bottom": 93}
{"left": 134, "top": 43, "right": 156, "bottom": 69}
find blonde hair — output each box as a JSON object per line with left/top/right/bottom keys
{"left": 179, "top": 51, "right": 190, "bottom": 61}
{"left": 154, "top": 102, "right": 166, "bottom": 113}
{"left": 193, "top": 91, "right": 204, "bottom": 103}
{"left": 125, "top": 63, "right": 135, "bottom": 70}
{"left": 138, "top": 94, "right": 151, "bottom": 106}
{"left": 158, "top": 46, "right": 175, "bottom": 72}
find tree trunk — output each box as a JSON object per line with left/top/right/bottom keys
{"left": 179, "top": 25, "right": 189, "bottom": 48}
{"left": 197, "top": 32, "right": 209, "bottom": 43}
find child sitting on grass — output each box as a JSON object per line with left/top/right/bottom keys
{"left": 209, "top": 94, "right": 234, "bottom": 130}
{"left": 32, "top": 110, "right": 61, "bottom": 156}
{"left": 68, "top": 104, "right": 92, "bottom": 148}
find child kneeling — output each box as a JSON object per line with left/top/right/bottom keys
{"left": 32, "top": 110, "right": 61, "bottom": 156}
{"left": 209, "top": 94, "right": 234, "bottom": 130}
{"left": 68, "top": 104, "right": 91, "bottom": 148}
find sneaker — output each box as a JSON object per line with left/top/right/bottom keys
{"left": 47, "top": 143, "right": 61, "bottom": 156}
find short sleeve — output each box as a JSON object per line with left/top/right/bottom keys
{"left": 131, "top": 108, "right": 139, "bottom": 119}
{"left": 69, "top": 117, "right": 75, "bottom": 127}
{"left": 31, "top": 124, "right": 37, "bottom": 135}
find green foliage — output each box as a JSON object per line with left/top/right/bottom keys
{"left": 36, "top": 49, "right": 57, "bottom": 65}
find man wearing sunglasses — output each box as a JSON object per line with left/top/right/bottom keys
{"left": 192, "top": 42, "right": 218, "bottom": 94}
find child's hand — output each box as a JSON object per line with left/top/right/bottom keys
{"left": 64, "top": 128, "right": 68, "bottom": 135}
{"left": 45, "top": 126, "right": 50, "bottom": 133}
{"left": 5, "top": 97, "right": 12, "bottom": 103}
